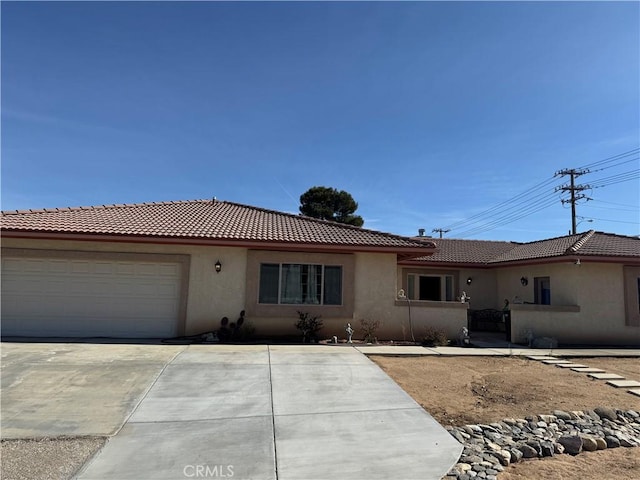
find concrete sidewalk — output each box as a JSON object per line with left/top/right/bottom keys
{"left": 356, "top": 344, "right": 640, "bottom": 357}
{"left": 77, "top": 345, "right": 462, "bottom": 480}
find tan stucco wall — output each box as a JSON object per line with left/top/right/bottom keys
{"left": 500, "top": 262, "right": 640, "bottom": 346}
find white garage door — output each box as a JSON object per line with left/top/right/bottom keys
{"left": 1, "top": 256, "right": 182, "bottom": 338}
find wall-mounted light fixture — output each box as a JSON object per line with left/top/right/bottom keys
{"left": 520, "top": 276, "right": 528, "bottom": 286}
{"left": 215, "top": 260, "right": 222, "bottom": 273}
{"left": 466, "top": 277, "right": 473, "bottom": 285}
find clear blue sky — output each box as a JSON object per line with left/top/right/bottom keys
{"left": 2, "top": 1, "right": 638, "bottom": 242}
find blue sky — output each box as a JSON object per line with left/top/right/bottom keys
{"left": 2, "top": 1, "right": 638, "bottom": 241}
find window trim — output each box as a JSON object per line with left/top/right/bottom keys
{"left": 258, "top": 262, "right": 343, "bottom": 306}
{"left": 246, "top": 250, "right": 355, "bottom": 319}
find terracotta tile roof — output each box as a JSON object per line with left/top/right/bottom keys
{"left": 409, "top": 230, "right": 639, "bottom": 265}
{"left": 411, "top": 238, "right": 517, "bottom": 264}
{"left": 490, "top": 231, "right": 640, "bottom": 263}
{"left": 1, "top": 199, "right": 435, "bottom": 251}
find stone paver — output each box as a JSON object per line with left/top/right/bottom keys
{"left": 606, "top": 379, "right": 640, "bottom": 388}
{"left": 542, "top": 359, "right": 572, "bottom": 364}
{"left": 555, "top": 363, "right": 588, "bottom": 369}
{"left": 570, "top": 367, "right": 606, "bottom": 373}
{"left": 588, "top": 373, "right": 626, "bottom": 380}
{"left": 629, "top": 389, "right": 640, "bottom": 397}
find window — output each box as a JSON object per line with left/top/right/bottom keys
{"left": 407, "top": 274, "right": 454, "bottom": 301}
{"left": 259, "top": 263, "right": 342, "bottom": 305}
{"left": 534, "top": 276, "right": 551, "bottom": 305}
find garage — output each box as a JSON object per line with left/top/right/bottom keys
{"left": 1, "top": 252, "right": 186, "bottom": 338}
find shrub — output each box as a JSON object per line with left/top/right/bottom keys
{"left": 294, "top": 311, "right": 323, "bottom": 343}
{"left": 421, "top": 326, "right": 449, "bottom": 347}
{"left": 359, "top": 318, "right": 381, "bottom": 344}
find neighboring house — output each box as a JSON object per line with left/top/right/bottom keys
{"left": 401, "top": 231, "right": 640, "bottom": 346}
{"left": 2, "top": 199, "right": 638, "bottom": 346}
{"left": 1, "top": 199, "right": 457, "bottom": 341}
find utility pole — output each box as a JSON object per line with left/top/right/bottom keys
{"left": 555, "top": 168, "right": 591, "bottom": 234}
{"left": 432, "top": 228, "right": 450, "bottom": 238}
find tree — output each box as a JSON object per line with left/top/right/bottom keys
{"left": 299, "top": 186, "right": 364, "bottom": 227}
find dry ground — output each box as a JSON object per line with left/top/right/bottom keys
{"left": 371, "top": 355, "right": 640, "bottom": 480}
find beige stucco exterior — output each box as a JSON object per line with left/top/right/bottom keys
{"left": 500, "top": 262, "right": 640, "bottom": 346}
{"left": 3, "top": 237, "right": 467, "bottom": 341}
{"left": 3, "top": 236, "right": 638, "bottom": 345}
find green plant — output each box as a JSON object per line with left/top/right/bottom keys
{"left": 294, "top": 311, "right": 323, "bottom": 343}
{"left": 421, "top": 326, "right": 448, "bottom": 347}
{"left": 359, "top": 318, "right": 381, "bottom": 344}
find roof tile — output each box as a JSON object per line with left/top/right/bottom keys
{"left": 412, "top": 230, "right": 639, "bottom": 265}
{"left": 1, "top": 199, "right": 434, "bottom": 251}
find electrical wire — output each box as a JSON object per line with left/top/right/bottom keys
{"left": 432, "top": 149, "right": 638, "bottom": 238}
{"left": 577, "top": 148, "right": 639, "bottom": 170}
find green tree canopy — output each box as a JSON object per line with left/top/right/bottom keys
{"left": 299, "top": 186, "right": 364, "bottom": 227}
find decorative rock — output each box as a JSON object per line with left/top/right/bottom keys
{"left": 605, "top": 435, "right": 621, "bottom": 448}
{"left": 594, "top": 407, "right": 618, "bottom": 422}
{"left": 580, "top": 435, "right": 598, "bottom": 452}
{"left": 540, "top": 441, "right": 555, "bottom": 457}
{"left": 558, "top": 435, "right": 583, "bottom": 455}
{"left": 619, "top": 436, "right": 637, "bottom": 448}
{"left": 445, "top": 409, "right": 640, "bottom": 480}
{"left": 509, "top": 448, "right": 523, "bottom": 462}
{"left": 494, "top": 450, "right": 511, "bottom": 466}
{"left": 553, "top": 410, "right": 572, "bottom": 421}
{"left": 518, "top": 444, "right": 538, "bottom": 458}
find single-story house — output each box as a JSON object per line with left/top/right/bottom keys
{"left": 402, "top": 231, "right": 640, "bottom": 346}
{"left": 1, "top": 199, "right": 459, "bottom": 341}
{"left": 2, "top": 199, "right": 638, "bottom": 346}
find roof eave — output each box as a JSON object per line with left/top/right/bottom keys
{"left": 0, "top": 230, "right": 436, "bottom": 257}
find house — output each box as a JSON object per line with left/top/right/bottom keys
{"left": 2, "top": 199, "right": 638, "bottom": 346}
{"left": 1, "top": 199, "right": 463, "bottom": 341}
{"left": 401, "top": 231, "right": 640, "bottom": 346}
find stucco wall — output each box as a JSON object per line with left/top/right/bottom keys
{"left": 500, "top": 262, "right": 639, "bottom": 346}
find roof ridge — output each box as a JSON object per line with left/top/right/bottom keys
{"left": 220, "top": 200, "right": 435, "bottom": 247}
{"left": 566, "top": 229, "right": 596, "bottom": 253}
{"left": 1, "top": 199, "right": 208, "bottom": 216}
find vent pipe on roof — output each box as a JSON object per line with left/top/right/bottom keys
{"left": 418, "top": 228, "right": 425, "bottom": 237}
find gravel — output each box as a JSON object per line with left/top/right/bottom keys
{"left": 1, "top": 437, "right": 106, "bottom": 480}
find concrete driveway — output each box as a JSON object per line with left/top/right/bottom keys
{"left": 1, "top": 343, "right": 462, "bottom": 480}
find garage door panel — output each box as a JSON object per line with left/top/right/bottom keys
{"left": 1, "top": 256, "right": 182, "bottom": 338}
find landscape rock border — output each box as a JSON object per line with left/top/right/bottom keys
{"left": 443, "top": 407, "right": 640, "bottom": 480}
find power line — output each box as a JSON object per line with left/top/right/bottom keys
{"left": 441, "top": 176, "right": 561, "bottom": 232}
{"left": 432, "top": 148, "right": 638, "bottom": 238}
{"left": 587, "top": 216, "right": 640, "bottom": 225}
{"left": 577, "top": 147, "right": 639, "bottom": 170}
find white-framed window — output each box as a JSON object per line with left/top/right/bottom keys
{"left": 259, "top": 263, "right": 343, "bottom": 306}
{"left": 406, "top": 273, "right": 454, "bottom": 301}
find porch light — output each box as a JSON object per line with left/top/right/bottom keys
{"left": 466, "top": 277, "right": 472, "bottom": 285}
{"left": 520, "top": 276, "right": 528, "bottom": 286}
{"left": 215, "top": 260, "right": 222, "bottom": 273}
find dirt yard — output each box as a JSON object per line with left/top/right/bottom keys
{"left": 371, "top": 355, "right": 640, "bottom": 480}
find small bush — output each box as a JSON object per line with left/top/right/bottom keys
{"left": 359, "top": 318, "right": 381, "bottom": 344}
{"left": 294, "top": 311, "right": 323, "bottom": 343}
{"left": 421, "top": 326, "right": 448, "bottom": 347}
